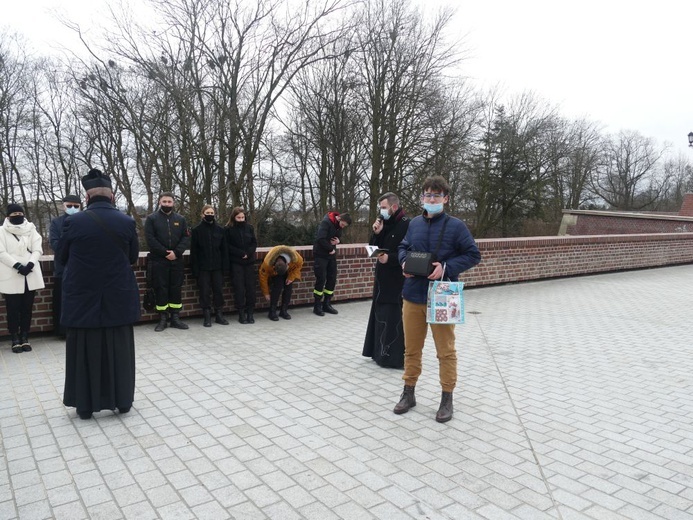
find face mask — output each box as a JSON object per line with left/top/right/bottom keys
{"left": 160, "top": 206, "right": 173, "bottom": 214}
{"left": 9, "top": 216, "right": 25, "bottom": 225}
{"left": 65, "top": 207, "right": 80, "bottom": 216}
{"left": 204, "top": 215, "right": 215, "bottom": 223}
{"left": 423, "top": 202, "right": 444, "bottom": 215}
{"left": 235, "top": 219, "right": 245, "bottom": 225}
{"left": 379, "top": 208, "right": 391, "bottom": 220}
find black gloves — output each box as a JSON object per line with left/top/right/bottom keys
{"left": 17, "top": 262, "right": 34, "bottom": 276}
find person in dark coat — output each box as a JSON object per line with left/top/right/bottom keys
{"left": 60, "top": 168, "right": 140, "bottom": 420}
{"left": 394, "top": 176, "right": 481, "bottom": 424}
{"left": 49, "top": 194, "right": 82, "bottom": 337}
{"left": 362, "top": 192, "right": 409, "bottom": 368}
{"left": 225, "top": 207, "right": 257, "bottom": 324}
{"left": 190, "top": 204, "right": 229, "bottom": 327}
{"left": 312, "top": 211, "right": 351, "bottom": 316}
{"left": 144, "top": 192, "right": 191, "bottom": 331}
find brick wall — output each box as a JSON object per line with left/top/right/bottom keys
{"left": 559, "top": 210, "right": 693, "bottom": 235}
{"left": 3, "top": 234, "right": 693, "bottom": 336}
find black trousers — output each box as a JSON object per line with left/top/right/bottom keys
{"left": 4, "top": 289, "right": 36, "bottom": 335}
{"left": 197, "top": 270, "right": 225, "bottom": 310}
{"left": 269, "top": 274, "right": 293, "bottom": 307}
{"left": 313, "top": 256, "right": 337, "bottom": 294}
{"left": 151, "top": 258, "right": 184, "bottom": 309}
{"left": 230, "top": 263, "right": 256, "bottom": 311}
{"left": 53, "top": 276, "right": 64, "bottom": 335}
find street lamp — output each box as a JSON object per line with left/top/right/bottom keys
{"left": 689, "top": 132, "right": 693, "bottom": 147}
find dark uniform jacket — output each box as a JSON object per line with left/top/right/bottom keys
{"left": 225, "top": 223, "right": 257, "bottom": 266}
{"left": 369, "top": 209, "right": 409, "bottom": 305}
{"left": 190, "top": 220, "right": 227, "bottom": 276}
{"left": 397, "top": 210, "right": 481, "bottom": 304}
{"left": 144, "top": 209, "right": 190, "bottom": 262}
{"left": 313, "top": 212, "right": 343, "bottom": 258}
{"left": 49, "top": 212, "right": 69, "bottom": 277}
{"left": 59, "top": 200, "right": 140, "bottom": 328}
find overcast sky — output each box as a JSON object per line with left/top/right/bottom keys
{"left": 4, "top": 0, "right": 693, "bottom": 157}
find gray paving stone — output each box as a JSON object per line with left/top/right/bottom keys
{"left": 2, "top": 267, "right": 693, "bottom": 518}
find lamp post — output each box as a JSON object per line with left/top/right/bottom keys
{"left": 688, "top": 132, "right": 693, "bottom": 147}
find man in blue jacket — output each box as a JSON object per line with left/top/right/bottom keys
{"left": 396, "top": 176, "right": 481, "bottom": 423}
{"left": 49, "top": 194, "right": 82, "bottom": 337}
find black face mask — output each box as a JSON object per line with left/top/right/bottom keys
{"left": 160, "top": 206, "right": 173, "bottom": 214}
{"left": 204, "top": 215, "right": 215, "bottom": 223}
{"left": 235, "top": 220, "right": 246, "bottom": 226}
{"left": 9, "top": 216, "right": 25, "bottom": 225}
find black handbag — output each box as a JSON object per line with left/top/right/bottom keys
{"left": 404, "top": 216, "right": 449, "bottom": 276}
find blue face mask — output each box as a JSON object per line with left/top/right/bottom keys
{"left": 423, "top": 202, "right": 444, "bottom": 215}
{"left": 379, "top": 208, "right": 391, "bottom": 220}
{"left": 65, "top": 207, "right": 80, "bottom": 216}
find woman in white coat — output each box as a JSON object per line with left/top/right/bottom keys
{"left": 0, "top": 203, "right": 45, "bottom": 353}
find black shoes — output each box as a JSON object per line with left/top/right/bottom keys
{"left": 268, "top": 307, "right": 279, "bottom": 321}
{"left": 11, "top": 334, "right": 22, "bottom": 353}
{"left": 154, "top": 313, "right": 168, "bottom": 332}
{"left": 169, "top": 312, "right": 189, "bottom": 330}
{"left": 78, "top": 412, "right": 92, "bottom": 420}
{"left": 278, "top": 306, "right": 291, "bottom": 320}
{"left": 215, "top": 311, "right": 229, "bottom": 325}
{"left": 203, "top": 309, "right": 212, "bottom": 327}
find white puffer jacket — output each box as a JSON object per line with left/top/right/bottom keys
{"left": 0, "top": 218, "right": 45, "bottom": 294}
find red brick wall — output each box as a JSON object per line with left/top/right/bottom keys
{"left": 561, "top": 210, "right": 693, "bottom": 235}
{"left": 3, "top": 235, "right": 693, "bottom": 336}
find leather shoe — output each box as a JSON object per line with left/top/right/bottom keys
{"left": 435, "top": 392, "right": 453, "bottom": 423}
{"left": 393, "top": 385, "right": 416, "bottom": 414}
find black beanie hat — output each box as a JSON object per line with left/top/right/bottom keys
{"left": 7, "top": 203, "right": 24, "bottom": 215}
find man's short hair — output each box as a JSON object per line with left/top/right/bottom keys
{"left": 159, "top": 192, "right": 175, "bottom": 202}
{"left": 422, "top": 176, "right": 450, "bottom": 196}
{"left": 377, "top": 192, "right": 399, "bottom": 206}
{"left": 339, "top": 213, "right": 352, "bottom": 225}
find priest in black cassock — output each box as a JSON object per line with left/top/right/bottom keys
{"left": 60, "top": 168, "right": 140, "bottom": 420}
{"left": 362, "top": 192, "right": 409, "bottom": 368}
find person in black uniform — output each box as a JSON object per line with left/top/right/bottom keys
{"left": 225, "top": 207, "right": 258, "bottom": 324}
{"left": 362, "top": 192, "right": 409, "bottom": 368}
{"left": 312, "top": 211, "right": 351, "bottom": 316}
{"left": 144, "top": 192, "right": 191, "bottom": 332}
{"left": 60, "top": 168, "right": 140, "bottom": 420}
{"left": 190, "top": 204, "right": 229, "bottom": 327}
{"left": 49, "top": 194, "right": 82, "bottom": 337}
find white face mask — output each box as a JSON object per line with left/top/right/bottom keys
{"left": 379, "top": 208, "right": 391, "bottom": 220}
{"left": 65, "top": 207, "right": 80, "bottom": 216}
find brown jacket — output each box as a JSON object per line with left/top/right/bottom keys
{"left": 258, "top": 245, "right": 304, "bottom": 296}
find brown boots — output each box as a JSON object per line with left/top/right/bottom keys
{"left": 393, "top": 386, "right": 453, "bottom": 423}
{"left": 393, "top": 385, "right": 416, "bottom": 414}
{"left": 435, "top": 391, "right": 453, "bottom": 423}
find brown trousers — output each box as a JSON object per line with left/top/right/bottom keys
{"left": 402, "top": 300, "right": 457, "bottom": 392}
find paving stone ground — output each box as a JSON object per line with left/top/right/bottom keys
{"left": 1, "top": 264, "right": 693, "bottom": 519}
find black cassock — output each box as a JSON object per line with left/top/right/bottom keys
{"left": 362, "top": 209, "right": 409, "bottom": 368}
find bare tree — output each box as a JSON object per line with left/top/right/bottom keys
{"left": 592, "top": 130, "right": 669, "bottom": 210}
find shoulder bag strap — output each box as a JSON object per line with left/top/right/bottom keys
{"left": 85, "top": 210, "right": 129, "bottom": 258}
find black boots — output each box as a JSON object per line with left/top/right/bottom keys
{"left": 11, "top": 333, "right": 22, "bottom": 354}
{"left": 19, "top": 333, "right": 31, "bottom": 352}
{"left": 278, "top": 304, "right": 291, "bottom": 320}
{"left": 322, "top": 295, "right": 338, "bottom": 315}
{"left": 170, "top": 311, "right": 189, "bottom": 330}
{"left": 268, "top": 306, "right": 279, "bottom": 321}
{"left": 203, "top": 308, "right": 212, "bottom": 327}
{"left": 393, "top": 385, "right": 416, "bottom": 414}
{"left": 215, "top": 310, "right": 229, "bottom": 325}
{"left": 154, "top": 312, "right": 168, "bottom": 332}
{"left": 313, "top": 295, "right": 325, "bottom": 316}
{"left": 238, "top": 310, "right": 248, "bottom": 324}
{"left": 435, "top": 392, "right": 453, "bottom": 423}
{"left": 246, "top": 308, "right": 255, "bottom": 324}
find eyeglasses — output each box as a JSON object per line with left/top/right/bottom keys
{"left": 421, "top": 193, "right": 445, "bottom": 200}
{"left": 65, "top": 204, "right": 80, "bottom": 208}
